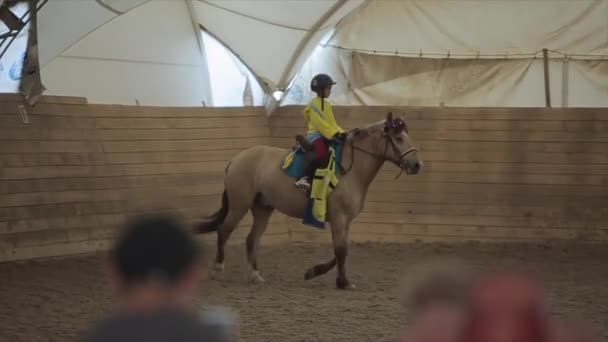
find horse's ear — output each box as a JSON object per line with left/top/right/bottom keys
{"left": 386, "top": 112, "right": 394, "bottom": 122}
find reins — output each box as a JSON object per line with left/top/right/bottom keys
{"left": 339, "top": 130, "right": 418, "bottom": 180}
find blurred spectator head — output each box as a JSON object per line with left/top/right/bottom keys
{"left": 400, "top": 257, "right": 475, "bottom": 314}
{"left": 398, "top": 258, "right": 475, "bottom": 342}
{"left": 108, "top": 213, "right": 203, "bottom": 302}
{"left": 467, "top": 270, "right": 550, "bottom": 342}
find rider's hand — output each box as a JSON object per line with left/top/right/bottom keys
{"left": 334, "top": 132, "right": 347, "bottom": 141}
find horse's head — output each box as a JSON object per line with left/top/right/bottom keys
{"left": 351, "top": 112, "right": 422, "bottom": 175}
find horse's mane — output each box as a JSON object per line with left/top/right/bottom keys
{"left": 347, "top": 119, "right": 387, "bottom": 141}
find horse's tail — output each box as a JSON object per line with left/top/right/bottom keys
{"left": 195, "top": 190, "right": 229, "bottom": 234}
{"left": 195, "top": 160, "right": 233, "bottom": 234}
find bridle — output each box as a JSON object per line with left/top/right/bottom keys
{"left": 340, "top": 130, "right": 418, "bottom": 180}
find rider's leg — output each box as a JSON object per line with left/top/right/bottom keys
{"left": 296, "top": 139, "right": 329, "bottom": 190}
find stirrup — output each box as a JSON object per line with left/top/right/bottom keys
{"left": 295, "top": 178, "right": 311, "bottom": 192}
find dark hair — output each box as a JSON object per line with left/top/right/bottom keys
{"left": 112, "top": 213, "right": 202, "bottom": 286}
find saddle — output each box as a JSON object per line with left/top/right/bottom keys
{"left": 295, "top": 134, "right": 314, "bottom": 152}
{"left": 282, "top": 134, "right": 344, "bottom": 179}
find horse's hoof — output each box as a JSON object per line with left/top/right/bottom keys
{"left": 208, "top": 268, "right": 218, "bottom": 280}
{"left": 304, "top": 268, "right": 316, "bottom": 280}
{"left": 249, "top": 270, "right": 265, "bottom": 284}
{"left": 336, "top": 278, "right": 355, "bottom": 290}
{"left": 208, "top": 262, "right": 224, "bottom": 280}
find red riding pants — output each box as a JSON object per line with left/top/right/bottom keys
{"left": 313, "top": 138, "right": 329, "bottom": 167}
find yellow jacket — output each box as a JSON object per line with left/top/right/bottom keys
{"left": 303, "top": 97, "right": 345, "bottom": 140}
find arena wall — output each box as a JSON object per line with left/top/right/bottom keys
{"left": 2, "top": 94, "right": 607, "bottom": 261}
{"left": 0, "top": 95, "right": 289, "bottom": 262}
{"left": 270, "top": 105, "right": 608, "bottom": 244}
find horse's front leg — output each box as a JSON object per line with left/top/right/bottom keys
{"left": 330, "top": 215, "right": 354, "bottom": 290}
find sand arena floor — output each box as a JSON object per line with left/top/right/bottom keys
{"left": 1, "top": 241, "right": 607, "bottom": 342}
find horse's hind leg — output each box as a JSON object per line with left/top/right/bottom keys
{"left": 210, "top": 207, "right": 248, "bottom": 279}
{"left": 247, "top": 204, "right": 273, "bottom": 284}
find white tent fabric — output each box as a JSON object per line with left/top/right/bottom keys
{"left": 282, "top": 0, "right": 608, "bottom": 108}
{"left": 331, "top": 0, "right": 608, "bottom": 57}
{"left": 1, "top": 0, "right": 363, "bottom": 106}
{"left": 282, "top": 46, "right": 608, "bottom": 108}
{"left": 1, "top": 0, "right": 606, "bottom": 107}
{"left": 0, "top": 1, "right": 30, "bottom": 93}
{"left": 38, "top": 0, "right": 212, "bottom": 106}
{"left": 193, "top": 0, "right": 365, "bottom": 91}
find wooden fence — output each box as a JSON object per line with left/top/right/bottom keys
{"left": 1, "top": 95, "right": 607, "bottom": 261}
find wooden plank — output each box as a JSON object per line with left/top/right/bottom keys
{"left": 362, "top": 201, "right": 608, "bottom": 220}
{"left": 0, "top": 230, "right": 288, "bottom": 262}
{"left": 270, "top": 117, "right": 608, "bottom": 132}
{"left": 347, "top": 233, "right": 553, "bottom": 244}
{"left": 1, "top": 150, "right": 241, "bottom": 167}
{"left": 1, "top": 164, "right": 127, "bottom": 180}
{"left": 5, "top": 169, "right": 605, "bottom": 198}
{"left": 273, "top": 126, "right": 608, "bottom": 143}
{"left": 0, "top": 127, "right": 269, "bottom": 141}
{"left": 418, "top": 150, "right": 608, "bottom": 164}
{"left": 417, "top": 141, "right": 608, "bottom": 154}
{"left": 289, "top": 232, "right": 332, "bottom": 244}
{"left": 275, "top": 106, "right": 608, "bottom": 121}
{"left": 287, "top": 222, "right": 608, "bottom": 240}
{"left": 0, "top": 239, "right": 111, "bottom": 262}
{"left": 1, "top": 161, "right": 227, "bottom": 180}
{"left": 94, "top": 116, "right": 269, "bottom": 129}
{"left": 272, "top": 135, "right": 608, "bottom": 155}
{"left": 0, "top": 94, "right": 87, "bottom": 105}
{"left": 348, "top": 223, "right": 608, "bottom": 241}
{"left": 364, "top": 190, "right": 608, "bottom": 207}
{"left": 0, "top": 114, "right": 97, "bottom": 128}
{"left": 290, "top": 231, "right": 603, "bottom": 245}
{"left": 1, "top": 208, "right": 288, "bottom": 235}
{"left": 0, "top": 103, "right": 264, "bottom": 118}
{"left": 96, "top": 127, "right": 269, "bottom": 141}
{"left": 0, "top": 127, "right": 98, "bottom": 141}
{"left": 0, "top": 139, "right": 266, "bottom": 156}
{"left": 0, "top": 183, "right": 224, "bottom": 207}
{"left": 0, "top": 140, "right": 104, "bottom": 154}
{"left": 372, "top": 172, "right": 608, "bottom": 186}
{"left": 83, "top": 104, "right": 265, "bottom": 118}
{"left": 105, "top": 150, "right": 241, "bottom": 165}
{"left": 352, "top": 212, "right": 608, "bottom": 230}
{"left": 0, "top": 114, "right": 269, "bottom": 130}
{"left": 369, "top": 181, "right": 607, "bottom": 196}
{"left": 100, "top": 138, "right": 269, "bottom": 153}
{"left": 400, "top": 161, "right": 608, "bottom": 175}
{"left": 4, "top": 171, "right": 604, "bottom": 196}
{"left": 0, "top": 195, "right": 219, "bottom": 221}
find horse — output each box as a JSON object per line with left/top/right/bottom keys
{"left": 195, "top": 112, "right": 422, "bottom": 290}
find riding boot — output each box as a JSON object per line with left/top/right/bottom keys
{"left": 295, "top": 160, "right": 320, "bottom": 191}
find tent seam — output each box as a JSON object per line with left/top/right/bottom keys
{"left": 195, "top": 0, "right": 337, "bottom": 32}
{"left": 94, "top": 0, "right": 123, "bottom": 15}
{"left": 41, "top": 0, "right": 154, "bottom": 69}
{"left": 275, "top": 0, "right": 349, "bottom": 91}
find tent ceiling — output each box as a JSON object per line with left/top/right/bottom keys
{"left": 192, "top": 0, "right": 365, "bottom": 90}
{"left": 36, "top": 0, "right": 365, "bottom": 93}
{"left": 9, "top": 0, "right": 607, "bottom": 106}
{"left": 330, "top": 0, "right": 608, "bottom": 57}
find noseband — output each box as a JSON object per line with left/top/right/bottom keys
{"left": 341, "top": 132, "right": 418, "bottom": 179}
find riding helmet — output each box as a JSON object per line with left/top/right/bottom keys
{"left": 310, "top": 73, "right": 336, "bottom": 93}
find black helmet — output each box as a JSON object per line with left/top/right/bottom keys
{"left": 310, "top": 73, "right": 336, "bottom": 93}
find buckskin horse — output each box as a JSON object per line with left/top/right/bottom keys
{"left": 195, "top": 112, "right": 422, "bottom": 290}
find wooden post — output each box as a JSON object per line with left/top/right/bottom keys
{"left": 542, "top": 48, "right": 551, "bottom": 108}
